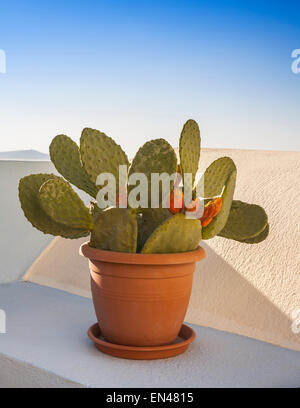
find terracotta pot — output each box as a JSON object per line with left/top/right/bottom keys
{"left": 80, "top": 243, "right": 206, "bottom": 347}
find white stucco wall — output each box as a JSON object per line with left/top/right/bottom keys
{"left": 23, "top": 149, "right": 300, "bottom": 351}
{"left": 0, "top": 161, "right": 55, "bottom": 283}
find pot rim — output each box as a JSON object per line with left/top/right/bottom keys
{"left": 80, "top": 242, "right": 206, "bottom": 265}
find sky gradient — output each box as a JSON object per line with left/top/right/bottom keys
{"left": 0, "top": 0, "right": 299, "bottom": 157}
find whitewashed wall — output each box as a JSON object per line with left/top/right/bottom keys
{"left": 0, "top": 161, "right": 55, "bottom": 282}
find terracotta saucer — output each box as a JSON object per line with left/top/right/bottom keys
{"left": 88, "top": 323, "right": 196, "bottom": 360}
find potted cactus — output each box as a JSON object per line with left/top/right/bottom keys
{"left": 18, "top": 120, "right": 268, "bottom": 359}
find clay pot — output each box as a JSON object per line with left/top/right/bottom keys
{"left": 80, "top": 243, "right": 205, "bottom": 347}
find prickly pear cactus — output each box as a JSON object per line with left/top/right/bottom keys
{"left": 80, "top": 128, "right": 129, "bottom": 191}
{"left": 90, "top": 208, "right": 137, "bottom": 252}
{"left": 39, "top": 178, "right": 94, "bottom": 230}
{"left": 19, "top": 174, "right": 89, "bottom": 238}
{"left": 137, "top": 208, "right": 171, "bottom": 251}
{"left": 50, "top": 134, "right": 97, "bottom": 198}
{"left": 195, "top": 156, "right": 236, "bottom": 198}
{"left": 179, "top": 119, "right": 201, "bottom": 189}
{"left": 240, "top": 223, "right": 269, "bottom": 244}
{"left": 128, "top": 139, "right": 177, "bottom": 207}
{"left": 18, "top": 120, "right": 269, "bottom": 251}
{"left": 142, "top": 213, "right": 202, "bottom": 254}
{"left": 202, "top": 170, "right": 237, "bottom": 239}
{"left": 218, "top": 200, "right": 268, "bottom": 241}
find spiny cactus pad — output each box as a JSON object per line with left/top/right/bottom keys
{"left": 240, "top": 223, "right": 269, "bottom": 244}
{"left": 218, "top": 200, "right": 268, "bottom": 241}
{"left": 19, "top": 174, "right": 89, "bottom": 238}
{"left": 50, "top": 134, "right": 97, "bottom": 198}
{"left": 80, "top": 128, "right": 129, "bottom": 190}
{"left": 90, "top": 208, "right": 137, "bottom": 252}
{"left": 202, "top": 170, "right": 237, "bottom": 239}
{"left": 88, "top": 200, "right": 102, "bottom": 222}
{"left": 141, "top": 213, "right": 202, "bottom": 253}
{"left": 128, "top": 139, "right": 177, "bottom": 206}
{"left": 137, "top": 208, "right": 171, "bottom": 251}
{"left": 195, "top": 156, "right": 236, "bottom": 198}
{"left": 179, "top": 119, "right": 201, "bottom": 188}
{"left": 39, "top": 178, "right": 94, "bottom": 230}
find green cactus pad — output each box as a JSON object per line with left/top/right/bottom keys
{"left": 137, "top": 208, "right": 171, "bottom": 252}
{"left": 202, "top": 170, "right": 237, "bottom": 239}
{"left": 195, "top": 156, "right": 236, "bottom": 198}
{"left": 39, "top": 178, "right": 94, "bottom": 230}
{"left": 218, "top": 200, "right": 268, "bottom": 241}
{"left": 18, "top": 174, "right": 89, "bottom": 239}
{"left": 80, "top": 128, "right": 129, "bottom": 191}
{"left": 141, "top": 213, "right": 202, "bottom": 254}
{"left": 90, "top": 208, "right": 137, "bottom": 252}
{"left": 88, "top": 200, "right": 102, "bottom": 222}
{"left": 240, "top": 223, "right": 269, "bottom": 244}
{"left": 128, "top": 139, "right": 177, "bottom": 207}
{"left": 50, "top": 134, "right": 97, "bottom": 198}
{"left": 179, "top": 119, "right": 201, "bottom": 188}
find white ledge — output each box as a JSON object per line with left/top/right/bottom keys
{"left": 0, "top": 282, "right": 299, "bottom": 388}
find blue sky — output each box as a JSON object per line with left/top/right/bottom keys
{"left": 0, "top": 0, "right": 299, "bottom": 157}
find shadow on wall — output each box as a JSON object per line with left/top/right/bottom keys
{"left": 186, "top": 241, "right": 300, "bottom": 351}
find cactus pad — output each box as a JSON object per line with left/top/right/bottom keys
{"left": 240, "top": 223, "right": 269, "bottom": 244}
{"left": 88, "top": 200, "right": 102, "bottom": 222}
{"left": 39, "top": 178, "right": 94, "bottom": 230}
{"left": 80, "top": 128, "right": 129, "bottom": 191}
{"left": 137, "top": 208, "right": 171, "bottom": 251}
{"left": 141, "top": 213, "right": 202, "bottom": 253}
{"left": 128, "top": 139, "right": 177, "bottom": 206}
{"left": 195, "top": 157, "right": 236, "bottom": 198}
{"left": 90, "top": 208, "right": 137, "bottom": 252}
{"left": 218, "top": 200, "right": 268, "bottom": 241}
{"left": 179, "top": 119, "right": 201, "bottom": 188}
{"left": 19, "top": 174, "right": 89, "bottom": 238}
{"left": 202, "top": 170, "right": 236, "bottom": 239}
{"left": 50, "top": 134, "right": 97, "bottom": 198}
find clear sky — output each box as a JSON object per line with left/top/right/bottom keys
{"left": 0, "top": 0, "right": 299, "bottom": 157}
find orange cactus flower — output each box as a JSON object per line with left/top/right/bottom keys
{"left": 184, "top": 197, "right": 201, "bottom": 215}
{"left": 167, "top": 189, "right": 184, "bottom": 214}
{"left": 213, "top": 197, "right": 223, "bottom": 215}
{"left": 201, "top": 216, "right": 213, "bottom": 227}
{"left": 116, "top": 188, "right": 127, "bottom": 208}
{"left": 200, "top": 197, "right": 223, "bottom": 227}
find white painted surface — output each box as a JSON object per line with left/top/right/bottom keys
{"left": 0, "top": 355, "right": 82, "bottom": 388}
{"left": 0, "top": 282, "right": 299, "bottom": 388}
{"left": 0, "top": 160, "right": 55, "bottom": 283}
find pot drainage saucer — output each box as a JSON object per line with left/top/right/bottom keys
{"left": 88, "top": 323, "right": 196, "bottom": 360}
